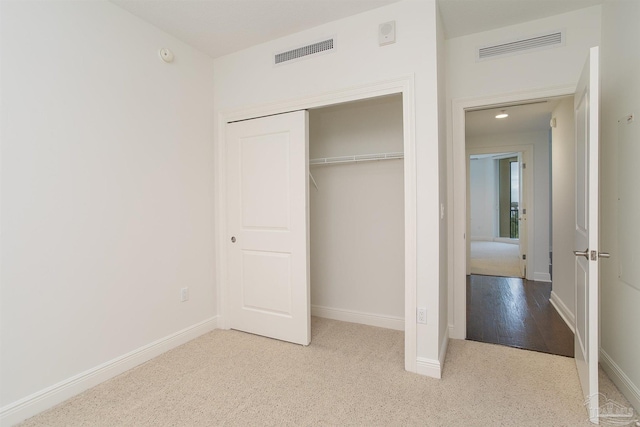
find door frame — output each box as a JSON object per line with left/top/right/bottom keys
{"left": 449, "top": 85, "right": 575, "bottom": 340}
{"left": 215, "top": 75, "right": 418, "bottom": 372}
{"left": 466, "top": 146, "right": 533, "bottom": 279}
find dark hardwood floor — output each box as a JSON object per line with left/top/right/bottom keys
{"left": 466, "top": 275, "right": 574, "bottom": 357}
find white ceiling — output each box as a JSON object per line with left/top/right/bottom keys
{"left": 437, "top": 0, "right": 603, "bottom": 39}
{"left": 110, "top": 0, "right": 401, "bottom": 58}
{"left": 110, "top": 0, "right": 604, "bottom": 59}
{"left": 110, "top": 1, "right": 595, "bottom": 134}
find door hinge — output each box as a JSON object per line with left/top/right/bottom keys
{"left": 522, "top": 254, "right": 527, "bottom": 260}
{"left": 523, "top": 163, "right": 526, "bottom": 169}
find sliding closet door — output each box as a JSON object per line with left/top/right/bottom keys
{"left": 226, "top": 110, "right": 310, "bottom": 346}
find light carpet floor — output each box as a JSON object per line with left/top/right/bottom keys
{"left": 470, "top": 240, "right": 521, "bottom": 277}
{"left": 20, "top": 317, "right": 633, "bottom": 426}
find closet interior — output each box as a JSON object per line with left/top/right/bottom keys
{"left": 308, "top": 94, "right": 405, "bottom": 329}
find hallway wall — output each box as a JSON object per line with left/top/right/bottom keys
{"left": 550, "top": 97, "right": 576, "bottom": 330}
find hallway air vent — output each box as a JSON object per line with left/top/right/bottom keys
{"left": 275, "top": 38, "right": 335, "bottom": 65}
{"left": 477, "top": 31, "right": 564, "bottom": 61}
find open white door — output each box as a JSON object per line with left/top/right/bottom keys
{"left": 573, "top": 46, "right": 601, "bottom": 423}
{"left": 226, "top": 110, "right": 310, "bottom": 346}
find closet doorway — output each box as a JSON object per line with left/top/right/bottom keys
{"left": 219, "top": 78, "right": 417, "bottom": 373}
{"left": 309, "top": 95, "right": 405, "bottom": 331}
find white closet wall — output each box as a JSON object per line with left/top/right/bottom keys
{"left": 309, "top": 95, "right": 404, "bottom": 325}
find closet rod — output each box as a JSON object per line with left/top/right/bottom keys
{"left": 309, "top": 151, "right": 404, "bottom": 166}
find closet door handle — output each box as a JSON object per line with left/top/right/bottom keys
{"left": 231, "top": 236, "right": 236, "bottom": 243}
{"left": 573, "top": 249, "right": 589, "bottom": 259}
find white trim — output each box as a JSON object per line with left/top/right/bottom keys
{"left": 549, "top": 290, "right": 575, "bottom": 333}
{"left": 448, "top": 84, "right": 576, "bottom": 340}
{"left": 600, "top": 349, "right": 640, "bottom": 413}
{"left": 416, "top": 357, "right": 442, "bottom": 379}
{"left": 439, "top": 327, "right": 450, "bottom": 370}
{"left": 533, "top": 272, "right": 552, "bottom": 282}
{"left": 470, "top": 235, "right": 494, "bottom": 241}
{"left": 221, "top": 76, "right": 416, "bottom": 123}
{"left": 216, "top": 75, "right": 418, "bottom": 373}
{"left": 0, "top": 316, "right": 219, "bottom": 427}
{"left": 311, "top": 305, "right": 404, "bottom": 331}
{"left": 493, "top": 237, "right": 519, "bottom": 245}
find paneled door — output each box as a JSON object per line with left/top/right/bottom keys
{"left": 226, "top": 110, "right": 310, "bottom": 345}
{"left": 573, "top": 46, "right": 601, "bottom": 424}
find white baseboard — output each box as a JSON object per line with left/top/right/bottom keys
{"left": 311, "top": 305, "right": 404, "bottom": 331}
{"left": 493, "top": 237, "right": 519, "bottom": 245}
{"left": 416, "top": 357, "right": 442, "bottom": 379}
{"left": 533, "top": 272, "right": 552, "bottom": 282}
{"left": 549, "top": 291, "right": 575, "bottom": 333}
{"left": 0, "top": 316, "right": 219, "bottom": 427}
{"left": 448, "top": 323, "right": 464, "bottom": 340}
{"left": 470, "top": 236, "right": 492, "bottom": 241}
{"left": 600, "top": 349, "right": 640, "bottom": 413}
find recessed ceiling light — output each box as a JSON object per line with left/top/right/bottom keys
{"left": 495, "top": 110, "right": 509, "bottom": 119}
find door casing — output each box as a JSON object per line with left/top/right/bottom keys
{"left": 215, "top": 76, "right": 418, "bottom": 373}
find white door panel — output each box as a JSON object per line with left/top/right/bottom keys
{"left": 240, "top": 134, "right": 291, "bottom": 229}
{"left": 227, "top": 110, "right": 310, "bottom": 346}
{"left": 242, "top": 251, "right": 292, "bottom": 314}
{"left": 573, "top": 46, "right": 600, "bottom": 424}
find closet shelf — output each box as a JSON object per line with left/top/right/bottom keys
{"left": 309, "top": 152, "right": 404, "bottom": 166}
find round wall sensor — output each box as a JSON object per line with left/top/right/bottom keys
{"left": 158, "top": 48, "right": 174, "bottom": 63}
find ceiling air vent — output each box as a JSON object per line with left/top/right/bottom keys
{"left": 275, "top": 38, "right": 335, "bottom": 65}
{"left": 478, "top": 31, "right": 564, "bottom": 61}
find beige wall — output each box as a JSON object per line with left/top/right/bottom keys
{"left": 214, "top": 0, "right": 444, "bottom": 367}
{"left": 600, "top": 0, "right": 640, "bottom": 411}
{"left": 550, "top": 97, "right": 576, "bottom": 330}
{"left": 1, "top": 0, "right": 216, "bottom": 420}
{"left": 436, "top": 2, "right": 449, "bottom": 356}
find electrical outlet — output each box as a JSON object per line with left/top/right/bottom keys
{"left": 417, "top": 308, "right": 427, "bottom": 324}
{"left": 180, "top": 287, "right": 189, "bottom": 302}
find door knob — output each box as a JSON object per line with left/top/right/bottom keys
{"left": 231, "top": 236, "right": 236, "bottom": 243}
{"left": 574, "top": 249, "right": 610, "bottom": 260}
{"left": 574, "top": 249, "right": 589, "bottom": 259}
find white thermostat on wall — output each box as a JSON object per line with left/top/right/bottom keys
{"left": 158, "top": 48, "right": 174, "bottom": 63}
{"left": 379, "top": 21, "right": 396, "bottom": 46}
